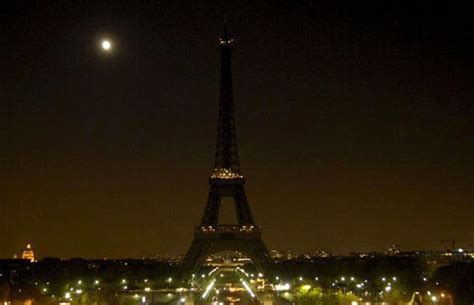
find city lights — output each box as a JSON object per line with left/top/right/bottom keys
{"left": 301, "top": 284, "right": 311, "bottom": 291}
{"left": 241, "top": 280, "right": 256, "bottom": 298}
{"left": 275, "top": 283, "right": 290, "bottom": 291}
{"left": 201, "top": 279, "right": 216, "bottom": 299}
{"left": 2, "top": 268, "right": 467, "bottom": 305}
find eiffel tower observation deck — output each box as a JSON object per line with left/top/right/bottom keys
{"left": 181, "top": 22, "right": 272, "bottom": 275}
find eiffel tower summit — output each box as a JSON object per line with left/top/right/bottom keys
{"left": 181, "top": 23, "right": 272, "bottom": 274}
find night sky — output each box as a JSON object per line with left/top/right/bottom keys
{"left": 2, "top": 1, "right": 473, "bottom": 259}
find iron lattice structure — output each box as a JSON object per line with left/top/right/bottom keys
{"left": 213, "top": 24, "right": 240, "bottom": 175}
{"left": 181, "top": 24, "right": 272, "bottom": 275}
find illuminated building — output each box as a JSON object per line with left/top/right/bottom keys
{"left": 21, "top": 244, "right": 35, "bottom": 262}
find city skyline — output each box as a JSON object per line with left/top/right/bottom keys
{"left": 2, "top": 1, "right": 473, "bottom": 259}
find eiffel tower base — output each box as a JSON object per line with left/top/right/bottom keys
{"left": 180, "top": 226, "right": 273, "bottom": 278}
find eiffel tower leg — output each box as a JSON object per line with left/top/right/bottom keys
{"left": 233, "top": 185, "right": 254, "bottom": 224}
{"left": 200, "top": 186, "right": 221, "bottom": 225}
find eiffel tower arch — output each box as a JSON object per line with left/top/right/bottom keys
{"left": 181, "top": 23, "right": 272, "bottom": 275}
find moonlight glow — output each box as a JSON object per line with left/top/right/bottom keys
{"left": 101, "top": 40, "right": 112, "bottom": 51}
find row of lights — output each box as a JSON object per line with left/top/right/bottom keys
{"left": 69, "top": 277, "right": 172, "bottom": 286}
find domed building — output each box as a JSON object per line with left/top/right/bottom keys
{"left": 21, "top": 244, "right": 35, "bottom": 262}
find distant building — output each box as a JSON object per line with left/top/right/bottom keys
{"left": 21, "top": 244, "right": 35, "bottom": 262}
{"left": 385, "top": 244, "right": 401, "bottom": 256}
{"left": 270, "top": 249, "right": 294, "bottom": 261}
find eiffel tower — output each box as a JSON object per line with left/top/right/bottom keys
{"left": 181, "top": 23, "right": 272, "bottom": 275}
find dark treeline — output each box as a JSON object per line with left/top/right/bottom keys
{"left": 432, "top": 262, "right": 474, "bottom": 305}
{"left": 274, "top": 256, "right": 425, "bottom": 278}
{"left": 0, "top": 258, "right": 178, "bottom": 301}
{"left": 30, "top": 257, "right": 178, "bottom": 283}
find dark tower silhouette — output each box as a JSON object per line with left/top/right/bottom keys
{"left": 181, "top": 23, "right": 272, "bottom": 275}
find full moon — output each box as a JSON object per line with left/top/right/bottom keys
{"left": 101, "top": 40, "right": 112, "bottom": 51}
